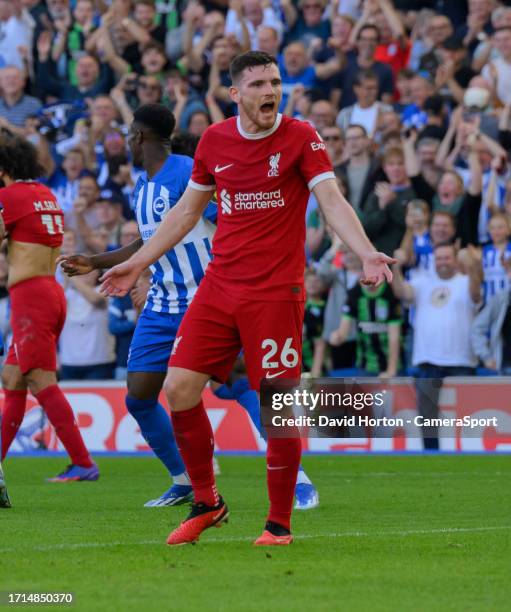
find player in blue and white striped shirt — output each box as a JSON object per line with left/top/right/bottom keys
{"left": 133, "top": 157, "right": 215, "bottom": 315}
{"left": 59, "top": 105, "right": 216, "bottom": 506}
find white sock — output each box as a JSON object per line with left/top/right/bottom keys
{"left": 296, "top": 468, "right": 312, "bottom": 485}
{"left": 173, "top": 472, "right": 191, "bottom": 486}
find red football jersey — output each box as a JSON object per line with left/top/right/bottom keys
{"left": 189, "top": 114, "right": 334, "bottom": 301}
{"left": 0, "top": 181, "right": 64, "bottom": 248}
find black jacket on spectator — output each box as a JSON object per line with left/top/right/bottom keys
{"left": 410, "top": 174, "right": 481, "bottom": 246}
{"left": 335, "top": 157, "right": 384, "bottom": 212}
{"left": 360, "top": 185, "right": 416, "bottom": 255}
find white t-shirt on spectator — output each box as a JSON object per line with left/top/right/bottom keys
{"left": 225, "top": 7, "right": 283, "bottom": 50}
{"left": 59, "top": 285, "right": 115, "bottom": 367}
{"left": 0, "top": 15, "right": 32, "bottom": 70}
{"left": 409, "top": 273, "right": 478, "bottom": 367}
{"left": 482, "top": 58, "right": 511, "bottom": 105}
{"left": 350, "top": 104, "right": 379, "bottom": 137}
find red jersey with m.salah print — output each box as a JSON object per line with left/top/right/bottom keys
{"left": 0, "top": 182, "right": 66, "bottom": 374}
{"left": 0, "top": 181, "right": 64, "bottom": 247}
{"left": 189, "top": 113, "right": 335, "bottom": 301}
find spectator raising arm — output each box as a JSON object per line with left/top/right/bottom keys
{"left": 466, "top": 133, "right": 483, "bottom": 197}
{"left": 280, "top": 0, "right": 298, "bottom": 30}
{"left": 377, "top": 0, "right": 406, "bottom": 42}
{"left": 121, "top": 16, "right": 152, "bottom": 47}
{"left": 184, "top": 9, "right": 223, "bottom": 73}
{"left": 402, "top": 129, "right": 420, "bottom": 178}
{"left": 349, "top": 0, "right": 377, "bottom": 48}
{"left": 226, "top": 0, "right": 251, "bottom": 53}
{"left": 51, "top": 11, "right": 72, "bottom": 64}
{"left": 435, "top": 106, "right": 463, "bottom": 170}
{"left": 205, "top": 90, "right": 225, "bottom": 124}
{"left": 95, "top": 25, "right": 130, "bottom": 78}
{"left": 110, "top": 82, "right": 134, "bottom": 125}
{"left": 172, "top": 82, "right": 188, "bottom": 132}
{"left": 85, "top": 9, "right": 113, "bottom": 55}
{"left": 391, "top": 260, "right": 414, "bottom": 302}
{"left": 35, "top": 31, "right": 63, "bottom": 98}
{"left": 284, "top": 84, "right": 305, "bottom": 118}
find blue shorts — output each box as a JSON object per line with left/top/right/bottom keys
{"left": 127, "top": 309, "right": 185, "bottom": 373}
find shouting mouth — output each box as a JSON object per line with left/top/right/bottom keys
{"left": 260, "top": 101, "right": 276, "bottom": 114}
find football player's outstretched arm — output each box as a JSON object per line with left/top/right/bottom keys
{"left": 313, "top": 178, "right": 396, "bottom": 286}
{"left": 57, "top": 239, "right": 144, "bottom": 276}
{"left": 100, "top": 186, "right": 213, "bottom": 296}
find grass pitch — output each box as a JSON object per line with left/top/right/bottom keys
{"left": 0, "top": 455, "right": 510, "bottom": 611}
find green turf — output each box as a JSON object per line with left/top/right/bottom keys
{"left": 0, "top": 455, "right": 510, "bottom": 611}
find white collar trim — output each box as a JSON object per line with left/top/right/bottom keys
{"left": 236, "top": 113, "right": 282, "bottom": 140}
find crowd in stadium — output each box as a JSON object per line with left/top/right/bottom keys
{"left": 1, "top": 0, "right": 511, "bottom": 381}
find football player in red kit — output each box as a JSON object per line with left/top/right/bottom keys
{"left": 100, "top": 51, "right": 393, "bottom": 546}
{"left": 0, "top": 133, "right": 98, "bottom": 483}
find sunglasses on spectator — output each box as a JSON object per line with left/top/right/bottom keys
{"left": 323, "top": 135, "right": 341, "bottom": 141}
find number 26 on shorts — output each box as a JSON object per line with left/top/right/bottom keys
{"left": 261, "top": 337, "right": 299, "bottom": 371}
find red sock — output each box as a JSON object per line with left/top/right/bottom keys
{"left": 266, "top": 437, "right": 302, "bottom": 531}
{"left": 171, "top": 401, "right": 218, "bottom": 506}
{"left": 36, "top": 385, "right": 92, "bottom": 468}
{"left": 1, "top": 389, "right": 27, "bottom": 460}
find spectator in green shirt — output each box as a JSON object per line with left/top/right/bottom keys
{"left": 330, "top": 280, "right": 402, "bottom": 378}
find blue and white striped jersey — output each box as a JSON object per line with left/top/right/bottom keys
{"left": 482, "top": 242, "right": 511, "bottom": 302}
{"left": 133, "top": 154, "right": 217, "bottom": 314}
{"left": 413, "top": 232, "right": 433, "bottom": 276}
{"left": 406, "top": 232, "right": 434, "bottom": 283}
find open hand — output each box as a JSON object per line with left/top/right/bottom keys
{"left": 100, "top": 260, "right": 143, "bottom": 297}
{"left": 360, "top": 251, "right": 396, "bottom": 286}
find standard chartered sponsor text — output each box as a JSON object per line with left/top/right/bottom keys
{"left": 234, "top": 189, "right": 285, "bottom": 210}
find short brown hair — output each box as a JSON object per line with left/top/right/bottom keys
{"left": 382, "top": 146, "right": 405, "bottom": 164}
{"left": 230, "top": 51, "right": 278, "bottom": 84}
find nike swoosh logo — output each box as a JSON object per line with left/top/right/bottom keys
{"left": 214, "top": 163, "right": 234, "bottom": 173}
{"left": 267, "top": 465, "right": 288, "bottom": 470}
{"left": 266, "top": 370, "right": 286, "bottom": 379}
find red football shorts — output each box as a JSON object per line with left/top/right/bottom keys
{"left": 169, "top": 275, "right": 304, "bottom": 391}
{"left": 5, "top": 276, "right": 66, "bottom": 374}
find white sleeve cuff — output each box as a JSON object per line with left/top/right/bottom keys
{"left": 308, "top": 171, "right": 336, "bottom": 191}
{"left": 188, "top": 179, "right": 215, "bottom": 192}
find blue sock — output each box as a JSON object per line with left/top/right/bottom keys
{"left": 230, "top": 378, "right": 265, "bottom": 439}
{"left": 212, "top": 383, "right": 235, "bottom": 400}
{"left": 125, "top": 395, "right": 186, "bottom": 478}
